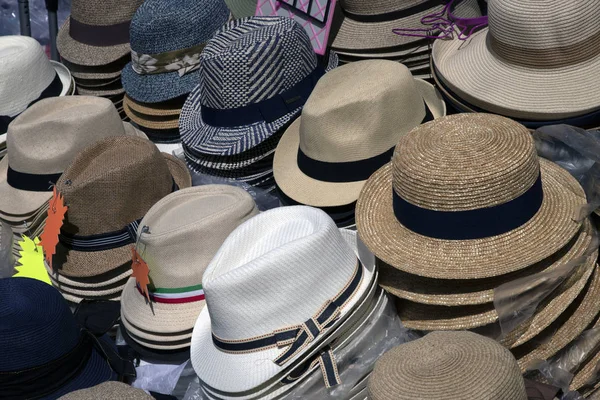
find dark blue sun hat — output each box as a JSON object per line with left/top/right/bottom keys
{"left": 121, "top": 0, "right": 230, "bottom": 104}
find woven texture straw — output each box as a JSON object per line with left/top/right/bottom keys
{"left": 367, "top": 331, "right": 527, "bottom": 400}
{"left": 59, "top": 382, "right": 153, "bottom": 400}
{"left": 356, "top": 113, "right": 586, "bottom": 280}
{"left": 123, "top": 94, "right": 183, "bottom": 117}
{"left": 432, "top": 0, "right": 600, "bottom": 120}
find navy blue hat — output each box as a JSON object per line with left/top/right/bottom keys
{"left": 0, "top": 278, "right": 122, "bottom": 400}
{"left": 121, "top": 0, "right": 230, "bottom": 103}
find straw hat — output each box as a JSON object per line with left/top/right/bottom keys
{"left": 274, "top": 60, "right": 445, "bottom": 209}
{"left": 62, "top": 55, "right": 130, "bottom": 80}
{"left": 367, "top": 331, "right": 528, "bottom": 400}
{"left": 120, "top": 185, "right": 258, "bottom": 349}
{"left": 123, "top": 94, "right": 183, "bottom": 117}
{"left": 433, "top": 0, "right": 600, "bottom": 120}
{"left": 356, "top": 113, "right": 586, "bottom": 280}
{"left": 58, "top": 382, "right": 153, "bottom": 400}
{"left": 0, "top": 36, "right": 71, "bottom": 132}
{"left": 190, "top": 206, "right": 376, "bottom": 394}
{"left": 57, "top": 0, "right": 144, "bottom": 66}
{"left": 0, "top": 96, "right": 145, "bottom": 216}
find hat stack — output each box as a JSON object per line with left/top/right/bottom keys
{"left": 0, "top": 36, "right": 73, "bottom": 161}
{"left": 356, "top": 113, "right": 600, "bottom": 371}
{"left": 0, "top": 97, "right": 146, "bottom": 259}
{"left": 329, "top": 0, "right": 483, "bottom": 78}
{"left": 48, "top": 136, "right": 191, "bottom": 304}
{"left": 180, "top": 16, "right": 338, "bottom": 193}
{"left": 119, "top": 185, "right": 258, "bottom": 363}
{"left": 190, "top": 205, "right": 381, "bottom": 398}
{"left": 274, "top": 59, "right": 446, "bottom": 228}
{"left": 432, "top": 0, "right": 600, "bottom": 129}
{"left": 57, "top": 0, "right": 145, "bottom": 120}
{"left": 122, "top": 0, "right": 230, "bottom": 154}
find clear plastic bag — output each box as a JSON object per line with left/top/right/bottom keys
{"left": 0, "top": 222, "right": 15, "bottom": 279}
{"left": 131, "top": 359, "right": 189, "bottom": 396}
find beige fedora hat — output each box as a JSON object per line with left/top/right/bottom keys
{"left": 274, "top": 60, "right": 445, "bottom": 208}
{"left": 367, "top": 331, "right": 528, "bottom": 400}
{"left": 433, "top": 0, "right": 600, "bottom": 120}
{"left": 120, "top": 185, "right": 258, "bottom": 348}
{"left": 356, "top": 113, "right": 586, "bottom": 280}
{"left": 0, "top": 96, "right": 146, "bottom": 216}
{"left": 58, "top": 382, "right": 154, "bottom": 400}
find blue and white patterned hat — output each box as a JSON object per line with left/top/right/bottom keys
{"left": 179, "top": 16, "right": 338, "bottom": 157}
{"left": 121, "top": 0, "right": 230, "bottom": 104}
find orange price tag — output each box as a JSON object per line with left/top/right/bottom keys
{"left": 131, "top": 247, "right": 151, "bottom": 302}
{"left": 39, "top": 187, "right": 68, "bottom": 270}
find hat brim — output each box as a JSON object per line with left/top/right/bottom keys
{"left": 571, "top": 324, "right": 600, "bottom": 391}
{"left": 273, "top": 79, "right": 446, "bottom": 208}
{"left": 57, "top": 18, "right": 131, "bottom": 67}
{"left": 77, "top": 86, "right": 125, "bottom": 97}
{"left": 179, "top": 55, "right": 339, "bottom": 157}
{"left": 120, "top": 324, "right": 191, "bottom": 364}
{"left": 356, "top": 158, "right": 585, "bottom": 279}
{"left": 433, "top": 28, "right": 600, "bottom": 120}
{"left": 49, "top": 272, "right": 130, "bottom": 297}
{"left": 121, "top": 63, "right": 200, "bottom": 104}
{"left": 123, "top": 101, "right": 180, "bottom": 130}
{"left": 50, "top": 60, "right": 73, "bottom": 97}
{"left": 124, "top": 94, "right": 183, "bottom": 117}
{"left": 190, "top": 229, "right": 376, "bottom": 393}
{"left": 121, "top": 311, "right": 193, "bottom": 346}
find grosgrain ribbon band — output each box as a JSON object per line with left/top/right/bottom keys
{"left": 201, "top": 67, "right": 325, "bottom": 127}
{"left": 7, "top": 167, "right": 62, "bottom": 192}
{"left": 137, "top": 283, "right": 205, "bottom": 304}
{"left": 69, "top": 17, "right": 131, "bottom": 46}
{"left": 343, "top": 0, "right": 446, "bottom": 23}
{"left": 393, "top": 173, "right": 544, "bottom": 240}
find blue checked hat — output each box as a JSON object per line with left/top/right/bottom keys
{"left": 179, "top": 16, "right": 338, "bottom": 157}
{"left": 121, "top": 0, "right": 230, "bottom": 103}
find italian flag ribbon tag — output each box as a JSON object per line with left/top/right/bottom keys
{"left": 137, "top": 283, "right": 205, "bottom": 304}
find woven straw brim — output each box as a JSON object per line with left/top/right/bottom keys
{"left": 121, "top": 316, "right": 192, "bottom": 350}
{"left": 514, "top": 264, "right": 600, "bottom": 371}
{"left": 123, "top": 101, "right": 180, "bottom": 130}
{"left": 121, "top": 312, "right": 193, "bottom": 343}
{"left": 356, "top": 158, "right": 585, "bottom": 279}
{"left": 46, "top": 262, "right": 132, "bottom": 288}
{"left": 380, "top": 219, "right": 595, "bottom": 306}
{"left": 50, "top": 61, "right": 73, "bottom": 97}
{"left": 331, "top": 0, "right": 480, "bottom": 51}
{"left": 123, "top": 94, "right": 183, "bottom": 117}
{"left": 273, "top": 79, "right": 446, "bottom": 208}
{"left": 433, "top": 28, "right": 600, "bottom": 120}
{"left": 333, "top": 45, "right": 430, "bottom": 59}
{"left": 50, "top": 273, "right": 129, "bottom": 297}
{"left": 72, "top": 69, "right": 123, "bottom": 80}
{"left": 77, "top": 86, "right": 125, "bottom": 97}
{"left": 0, "top": 203, "right": 47, "bottom": 222}
{"left": 570, "top": 318, "right": 600, "bottom": 391}
{"left": 57, "top": 18, "right": 131, "bottom": 66}
{"left": 59, "top": 290, "right": 121, "bottom": 304}
{"left": 75, "top": 75, "right": 122, "bottom": 89}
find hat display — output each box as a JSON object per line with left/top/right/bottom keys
{"left": 274, "top": 59, "right": 445, "bottom": 226}
{"left": 58, "top": 382, "right": 154, "bottom": 400}
{"left": 120, "top": 185, "right": 258, "bottom": 361}
{"left": 48, "top": 136, "right": 191, "bottom": 303}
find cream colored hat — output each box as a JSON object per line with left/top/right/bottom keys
{"left": 0, "top": 96, "right": 145, "bottom": 216}
{"left": 432, "top": 0, "right": 600, "bottom": 120}
{"left": 273, "top": 60, "right": 445, "bottom": 208}
{"left": 120, "top": 185, "right": 258, "bottom": 349}
{"left": 367, "top": 331, "right": 528, "bottom": 400}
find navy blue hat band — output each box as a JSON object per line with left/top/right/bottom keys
{"left": 7, "top": 166, "right": 63, "bottom": 192}
{"left": 393, "top": 173, "right": 544, "bottom": 240}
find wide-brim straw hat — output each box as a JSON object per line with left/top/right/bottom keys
{"left": 330, "top": 0, "right": 481, "bottom": 52}
{"left": 356, "top": 114, "right": 586, "bottom": 280}
{"left": 432, "top": 1, "right": 600, "bottom": 121}
{"left": 58, "top": 382, "right": 154, "bottom": 400}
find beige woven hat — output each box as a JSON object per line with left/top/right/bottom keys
{"left": 58, "top": 382, "right": 153, "bottom": 400}
{"left": 432, "top": 0, "right": 600, "bottom": 120}
{"left": 49, "top": 136, "right": 191, "bottom": 302}
{"left": 367, "top": 331, "right": 528, "bottom": 400}
{"left": 0, "top": 96, "right": 145, "bottom": 216}
{"left": 273, "top": 60, "right": 445, "bottom": 208}
{"left": 356, "top": 113, "right": 586, "bottom": 280}
{"left": 120, "top": 185, "right": 258, "bottom": 348}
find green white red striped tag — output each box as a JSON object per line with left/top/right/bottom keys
{"left": 137, "top": 283, "right": 205, "bottom": 304}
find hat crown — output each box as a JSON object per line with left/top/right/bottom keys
{"left": 0, "top": 278, "right": 80, "bottom": 371}
{"left": 199, "top": 17, "right": 318, "bottom": 110}
{"left": 130, "top": 0, "right": 229, "bottom": 55}
{"left": 393, "top": 114, "right": 539, "bottom": 211}
{"left": 71, "top": 0, "right": 144, "bottom": 25}
{"left": 7, "top": 97, "right": 127, "bottom": 176}
{"left": 136, "top": 185, "right": 258, "bottom": 290}
{"left": 203, "top": 206, "right": 359, "bottom": 340}
{"left": 56, "top": 136, "right": 174, "bottom": 236}
{"left": 299, "top": 60, "right": 426, "bottom": 163}
{"left": 0, "top": 36, "right": 56, "bottom": 117}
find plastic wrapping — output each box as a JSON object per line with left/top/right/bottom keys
{"left": 131, "top": 360, "right": 188, "bottom": 396}
{"left": 0, "top": 0, "right": 71, "bottom": 45}
{"left": 0, "top": 222, "right": 15, "bottom": 279}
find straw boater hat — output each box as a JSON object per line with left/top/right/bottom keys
{"left": 48, "top": 136, "right": 191, "bottom": 303}
{"left": 0, "top": 96, "right": 145, "bottom": 216}
{"left": 433, "top": 0, "right": 600, "bottom": 121}
{"left": 120, "top": 185, "right": 258, "bottom": 357}
{"left": 274, "top": 59, "right": 445, "bottom": 209}
{"left": 58, "top": 382, "right": 154, "bottom": 400}
{"left": 0, "top": 36, "right": 71, "bottom": 134}
{"left": 190, "top": 206, "right": 377, "bottom": 394}
{"left": 57, "top": 0, "right": 144, "bottom": 66}
{"left": 367, "top": 331, "right": 528, "bottom": 400}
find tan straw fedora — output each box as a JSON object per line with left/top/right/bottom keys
{"left": 120, "top": 185, "right": 258, "bottom": 349}
{"left": 356, "top": 113, "right": 586, "bottom": 280}
{"left": 0, "top": 96, "right": 145, "bottom": 216}
{"left": 58, "top": 382, "right": 154, "bottom": 400}
{"left": 367, "top": 331, "right": 528, "bottom": 400}
{"left": 273, "top": 60, "right": 445, "bottom": 208}
{"left": 432, "top": 0, "right": 600, "bottom": 120}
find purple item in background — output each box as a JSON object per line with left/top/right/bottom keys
{"left": 1, "top": 0, "right": 71, "bottom": 46}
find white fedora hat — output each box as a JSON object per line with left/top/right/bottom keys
{"left": 0, "top": 36, "right": 71, "bottom": 134}
{"left": 432, "top": 0, "right": 600, "bottom": 120}
{"left": 190, "top": 206, "right": 376, "bottom": 394}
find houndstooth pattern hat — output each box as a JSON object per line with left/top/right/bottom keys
{"left": 180, "top": 16, "right": 338, "bottom": 157}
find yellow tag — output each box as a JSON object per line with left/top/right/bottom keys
{"left": 14, "top": 236, "right": 51, "bottom": 285}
